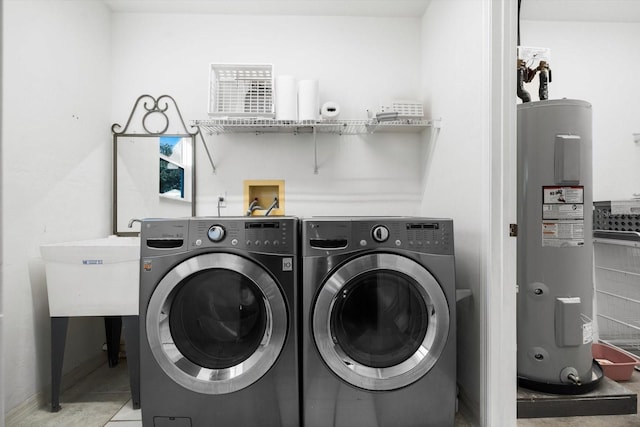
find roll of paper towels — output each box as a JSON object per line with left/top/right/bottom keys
{"left": 321, "top": 101, "right": 341, "bottom": 120}
{"left": 275, "top": 75, "right": 297, "bottom": 121}
{"left": 298, "top": 79, "right": 319, "bottom": 121}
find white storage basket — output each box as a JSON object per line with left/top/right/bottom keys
{"left": 208, "top": 63, "right": 274, "bottom": 118}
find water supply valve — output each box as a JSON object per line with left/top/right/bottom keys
{"left": 537, "top": 60, "right": 551, "bottom": 100}
{"left": 516, "top": 55, "right": 552, "bottom": 102}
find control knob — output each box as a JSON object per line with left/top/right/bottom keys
{"left": 372, "top": 225, "right": 390, "bottom": 242}
{"left": 207, "top": 225, "right": 225, "bottom": 242}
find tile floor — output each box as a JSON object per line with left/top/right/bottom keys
{"left": 6, "top": 361, "right": 138, "bottom": 427}
{"left": 5, "top": 359, "right": 640, "bottom": 427}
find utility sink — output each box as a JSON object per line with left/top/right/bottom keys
{"left": 40, "top": 236, "right": 140, "bottom": 316}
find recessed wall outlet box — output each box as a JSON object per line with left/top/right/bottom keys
{"left": 518, "top": 46, "right": 551, "bottom": 67}
{"left": 244, "top": 180, "right": 285, "bottom": 216}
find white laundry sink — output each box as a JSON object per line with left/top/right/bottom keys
{"left": 40, "top": 236, "right": 140, "bottom": 316}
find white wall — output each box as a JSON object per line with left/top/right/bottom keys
{"left": 109, "top": 13, "right": 427, "bottom": 218}
{"left": 520, "top": 20, "right": 640, "bottom": 201}
{"left": 2, "top": 0, "right": 112, "bottom": 414}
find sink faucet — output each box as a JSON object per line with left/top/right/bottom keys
{"left": 264, "top": 197, "right": 279, "bottom": 216}
{"left": 245, "top": 198, "right": 263, "bottom": 216}
{"left": 128, "top": 218, "right": 142, "bottom": 228}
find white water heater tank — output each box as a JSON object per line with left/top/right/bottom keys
{"left": 517, "top": 99, "right": 601, "bottom": 393}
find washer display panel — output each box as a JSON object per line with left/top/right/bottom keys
{"left": 147, "top": 253, "right": 287, "bottom": 395}
{"left": 313, "top": 253, "right": 449, "bottom": 391}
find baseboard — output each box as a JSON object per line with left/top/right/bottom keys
{"left": 5, "top": 352, "right": 106, "bottom": 424}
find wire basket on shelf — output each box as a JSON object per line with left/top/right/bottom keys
{"left": 593, "top": 205, "right": 640, "bottom": 357}
{"left": 378, "top": 100, "right": 424, "bottom": 119}
{"left": 596, "top": 264, "right": 640, "bottom": 347}
{"left": 594, "top": 200, "right": 640, "bottom": 232}
{"left": 208, "top": 64, "right": 274, "bottom": 118}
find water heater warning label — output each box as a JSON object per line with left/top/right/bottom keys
{"left": 543, "top": 186, "right": 584, "bottom": 205}
{"left": 541, "top": 186, "right": 585, "bottom": 247}
{"left": 542, "top": 221, "right": 584, "bottom": 247}
{"left": 543, "top": 203, "right": 583, "bottom": 220}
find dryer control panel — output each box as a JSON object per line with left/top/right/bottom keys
{"left": 303, "top": 217, "right": 454, "bottom": 256}
{"left": 355, "top": 219, "right": 454, "bottom": 255}
{"left": 188, "top": 217, "right": 297, "bottom": 254}
{"left": 404, "top": 221, "right": 453, "bottom": 254}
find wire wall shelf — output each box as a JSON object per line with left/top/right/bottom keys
{"left": 193, "top": 118, "right": 441, "bottom": 174}
{"left": 193, "top": 118, "right": 438, "bottom": 136}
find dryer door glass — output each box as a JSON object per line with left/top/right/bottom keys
{"left": 169, "top": 269, "right": 267, "bottom": 369}
{"left": 330, "top": 271, "right": 428, "bottom": 368}
{"left": 313, "top": 253, "right": 450, "bottom": 391}
{"left": 146, "top": 252, "right": 287, "bottom": 395}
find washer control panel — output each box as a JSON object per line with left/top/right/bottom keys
{"left": 189, "top": 217, "right": 296, "bottom": 253}
{"left": 372, "top": 225, "right": 390, "bottom": 242}
{"left": 207, "top": 225, "right": 225, "bottom": 242}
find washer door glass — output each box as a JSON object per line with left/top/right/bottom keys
{"left": 330, "top": 271, "right": 428, "bottom": 369}
{"left": 169, "top": 269, "right": 267, "bottom": 369}
{"left": 146, "top": 252, "right": 287, "bottom": 395}
{"left": 313, "top": 253, "right": 449, "bottom": 391}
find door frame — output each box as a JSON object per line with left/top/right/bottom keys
{"left": 481, "top": 0, "right": 518, "bottom": 425}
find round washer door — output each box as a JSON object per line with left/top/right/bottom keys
{"left": 313, "top": 253, "right": 449, "bottom": 391}
{"left": 146, "top": 252, "right": 287, "bottom": 394}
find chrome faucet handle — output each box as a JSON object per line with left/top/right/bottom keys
{"left": 128, "top": 218, "right": 142, "bottom": 228}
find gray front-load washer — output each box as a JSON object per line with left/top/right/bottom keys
{"left": 301, "top": 217, "right": 457, "bottom": 427}
{"left": 139, "top": 217, "right": 299, "bottom": 427}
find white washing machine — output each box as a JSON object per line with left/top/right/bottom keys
{"left": 139, "top": 217, "right": 299, "bottom": 427}
{"left": 301, "top": 217, "right": 457, "bottom": 427}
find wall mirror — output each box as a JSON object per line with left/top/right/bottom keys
{"left": 113, "top": 94, "right": 197, "bottom": 235}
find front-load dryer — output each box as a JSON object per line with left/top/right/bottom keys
{"left": 139, "top": 217, "right": 299, "bottom": 427}
{"left": 301, "top": 217, "right": 456, "bottom": 427}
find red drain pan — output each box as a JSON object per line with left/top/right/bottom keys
{"left": 593, "top": 342, "right": 640, "bottom": 381}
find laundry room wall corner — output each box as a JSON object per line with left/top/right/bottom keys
{"left": 420, "top": 0, "right": 517, "bottom": 425}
